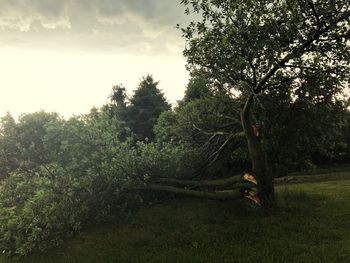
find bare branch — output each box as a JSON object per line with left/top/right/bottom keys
{"left": 151, "top": 174, "right": 243, "bottom": 188}
{"left": 203, "top": 131, "right": 245, "bottom": 168}
{"left": 192, "top": 123, "right": 232, "bottom": 136}
{"left": 129, "top": 184, "right": 245, "bottom": 200}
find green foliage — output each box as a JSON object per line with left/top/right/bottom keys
{"left": 154, "top": 110, "right": 179, "bottom": 143}
{"left": 134, "top": 141, "right": 199, "bottom": 180}
{"left": 156, "top": 70, "right": 350, "bottom": 177}
{"left": 178, "top": 70, "right": 213, "bottom": 108}
{"left": 0, "top": 109, "right": 197, "bottom": 257}
{"left": 107, "top": 75, "right": 170, "bottom": 142}
{"left": 103, "top": 85, "right": 131, "bottom": 141}
{"left": 0, "top": 111, "right": 132, "bottom": 256}
{"left": 0, "top": 112, "right": 62, "bottom": 178}
{"left": 156, "top": 72, "right": 240, "bottom": 145}
{"left": 0, "top": 168, "right": 86, "bottom": 256}
{"left": 179, "top": 0, "right": 350, "bottom": 175}
{"left": 181, "top": 0, "right": 349, "bottom": 91}
{"left": 256, "top": 71, "right": 350, "bottom": 173}
{"left": 155, "top": 83, "right": 249, "bottom": 177}
{"left": 0, "top": 1, "right": 349, "bottom": 256}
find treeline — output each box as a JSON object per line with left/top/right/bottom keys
{"left": 0, "top": 72, "right": 349, "bottom": 256}
{"left": 108, "top": 72, "right": 350, "bottom": 176}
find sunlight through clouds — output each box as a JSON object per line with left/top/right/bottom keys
{"left": 0, "top": 0, "right": 190, "bottom": 118}
{"left": 0, "top": 48, "right": 188, "bottom": 118}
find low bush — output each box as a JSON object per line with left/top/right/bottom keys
{"left": 0, "top": 110, "right": 196, "bottom": 257}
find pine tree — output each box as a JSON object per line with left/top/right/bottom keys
{"left": 127, "top": 75, "right": 170, "bottom": 141}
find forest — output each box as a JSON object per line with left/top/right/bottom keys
{"left": 0, "top": 0, "right": 349, "bottom": 261}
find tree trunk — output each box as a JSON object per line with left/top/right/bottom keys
{"left": 241, "top": 94, "right": 274, "bottom": 206}
{"left": 151, "top": 175, "right": 241, "bottom": 188}
{"left": 129, "top": 184, "right": 248, "bottom": 200}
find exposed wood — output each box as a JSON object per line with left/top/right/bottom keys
{"left": 242, "top": 173, "right": 258, "bottom": 186}
{"left": 245, "top": 191, "right": 261, "bottom": 206}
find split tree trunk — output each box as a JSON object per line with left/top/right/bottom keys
{"left": 241, "top": 94, "right": 274, "bottom": 206}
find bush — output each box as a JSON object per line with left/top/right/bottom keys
{"left": 134, "top": 141, "right": 200, "bottom": 180}
{"left": 0, "top": 110, "right": 199, "bottom": 257}
{"left": 0, "top": 168, "right": 86, "bottom": 256}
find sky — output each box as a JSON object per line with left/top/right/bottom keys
{"left": 0, "top": 0, "right": 191, "bottom": 118}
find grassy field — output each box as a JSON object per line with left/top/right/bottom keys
{"left": 2, "top": 172, "right": 350, "bottom": 262}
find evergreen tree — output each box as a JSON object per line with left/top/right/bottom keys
{"left": 127, "top": 75, "right": 170, "bottom": 141}
{"left": 104, "top": 85, "right": 130, "bottom": 141}
{"left": 179, "top": 71, "right": 212, "bottom": 107}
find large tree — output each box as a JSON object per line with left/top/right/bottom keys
{"left": 180, "top": 0, "right": 350, "bottom": 205}
{"left": 155, "top": 72, "right": 248, "bottom": 178}
{"left": 107, "top": 75, "right": 170, "bottom": 142}
{"left": 128, "top": 75, "right": 170, "bottom": 141}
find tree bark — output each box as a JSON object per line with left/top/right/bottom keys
{"left": 151, "top": 175, "right": 241, "bottom": 188}
{"left": 130, "top": 184, "right": 250, "bottom": 200}
{"left": 241, "top": 94, "right": 274, "bottom": 206}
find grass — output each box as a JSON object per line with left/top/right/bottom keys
{"left": 2, "top": 171, "right": 350, "bottom": 262}
{"left": 289, "top": 164, "right": 350, "bottom": 176}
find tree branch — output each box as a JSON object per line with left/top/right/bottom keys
{"left": 254, "top": 11, "right": 350, "bottom": 94}
{"left": 152, "top": 175, "right": 254, "bottom": 189}
{"left": 152, "top": 174, "right": 242, "bottom": 188}
{"left": 192, "top": 123, "right": 231, "bottom": 136}
{"left": 202, "top": 131, "right": 245, "bottom": 168}
{"left": 129, "top": 184, "right": 245, "bottom": 200}
{"left": 241, "top": 94, "right": 256, "bottom": 141}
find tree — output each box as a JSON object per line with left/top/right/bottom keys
{"left": 155, "top": 74, "right": 248, "bottom": 178}
{"left": 127, "top": 75, "right": 171, "bottom": 141}
{"left": 105, "top": 85, "right": 130, "bottom": 141}
{"left": 180, "top": 0, "right": 350, "bottom": 205}
{"left": 177, "top": 70, "right": 213, "bottom": 108}
{"left": 0, "top": 112, "right": 61, "bottom": 178}
{"left": 260, "top": 72, "right": 349, "bottom": 173}
{"left": 105, "top": 75, "right": 170, "bottom": 142}
{"left": 0, "top": 113, "right": 18, "bottom": 179}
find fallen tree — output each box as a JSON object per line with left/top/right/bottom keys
{"left": 151, "top": 174, "right": 241, "bottom": 188}
{"left": 128, "top": 173, "right": 260, "bottom": 203}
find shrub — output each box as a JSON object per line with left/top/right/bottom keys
{"left": 0, "top": 110, "right": 199, "bottom": 257}
{"left": 0, "top": 167, "right": 86, "bottom": 256}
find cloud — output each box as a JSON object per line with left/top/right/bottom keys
{"left": 0, "top": 0, "right": 189, "bottom": 55}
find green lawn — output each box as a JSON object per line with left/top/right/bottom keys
{"left": 2, "top": 172, "right": 350, "bottom": 263}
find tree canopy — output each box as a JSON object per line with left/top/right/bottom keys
{"left": 181, "top": 0, "right": 349, "bottom": 95}
{"left": 180, "top": 0, "right": 350, "bottom": 205}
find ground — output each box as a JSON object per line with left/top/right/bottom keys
{"left": 1, "top": 171, "right": 350, "bottom": 262}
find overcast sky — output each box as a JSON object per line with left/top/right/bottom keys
{"left": 0, "top": 0, "right": 190, "bottom": 118}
